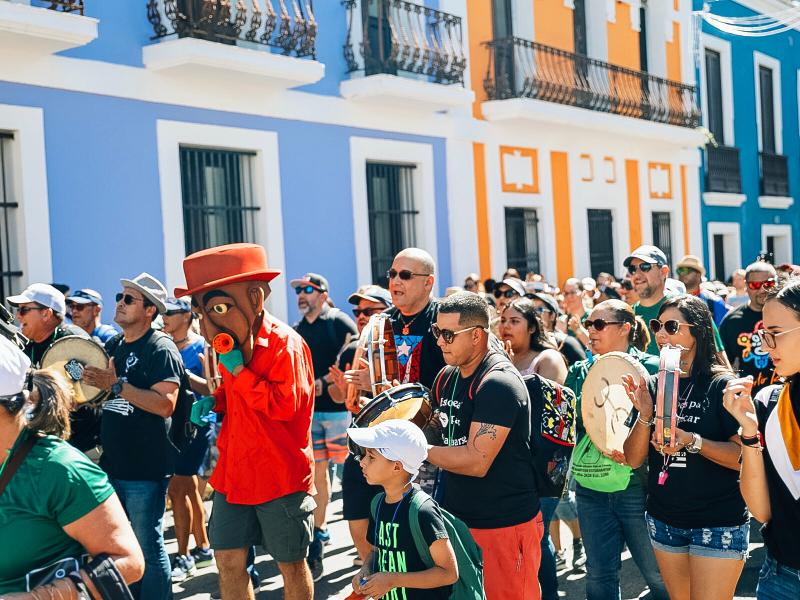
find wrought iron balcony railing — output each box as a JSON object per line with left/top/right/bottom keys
{"left": 23, "top": 1, "right": 84, "bottom": 14}
{"left": 484, "top": 37, "right": 700, "bottom": 128}
{"left": 705, "top": 145, "right": 742, "bottom": 194}
{"left": 147, "top": 0, "right": 317, "bottom": 58}
{"left": 343, "top": 0, "right": 466, "bottom": 85}
{"left": 760, "top": 152, "right": 789, "bottom": 197}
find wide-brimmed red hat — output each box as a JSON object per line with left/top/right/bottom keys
{"left": 174, "top": 243, "right": 281, "bottom": 297}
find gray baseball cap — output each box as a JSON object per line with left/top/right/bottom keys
{"left": 623, "top": 245, "right": 668, "bottom": 267}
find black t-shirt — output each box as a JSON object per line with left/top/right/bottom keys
{"left": 640, "top": 373, "right": 747, "bottom": 529}
{"left": 756, "top": 385, "right": 800, "bottom": 570}
{"left": 295, "top": 307, "right": 357, "bottom": 413}
{"left": 100, "top": 329, "right": 184, "bottom": 480}
{"left": 366, "top": 488, "right": 451, "bottom": 600}
{"left": 554, "top": 332, "right": 586, "bottom": 366}
{"left": 719, "top": 304, "right": 779, "bottom": 393}
{"left": 386, "top": 301, "right": 445, "bottom": 389}
{"left": 434, "top": 352, "right": 538, "bottom": 529}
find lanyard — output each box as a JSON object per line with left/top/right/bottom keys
{"left": 447, "top": 370, "right": 460, "bottom": 446}
{"left": 657, "top": 381, "right": 695, "bottom": 485}
{"left": 372, "top": 486, "right": 412, "bottom": 576}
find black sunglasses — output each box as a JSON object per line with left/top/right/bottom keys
{"left": 493, "top": 289, "right": 518, "bottom": 299}
{"left": 294, "top": 285, "right": 318, "bottom": 295}
{"left": 584, "top": 319, "right": 624, "bottom": 331}
{"left": 116, "top": 293, "right": 144, "bottom": 305}
{"left": 386, "top": 269, "right": 430, "bottom": 281}
{"left": 627, "top": 263, "right": 660, "bottom": 275}
{"left": 431, "top": 324, "right": 484, "bottom": 344}
{"left": 352, "top": 307, "right": 384, "bottom": 318}
{"left": 650, "top": 319, "right": 693, "bottom": 335}
{"left": 164, "top": 310, "right": 188, "bottom": 317}
{"left": 16, "top": 306, "right": 46, "bottom": 316}
{"left": 534, "top": 306, "right": 553, "bottom": 315}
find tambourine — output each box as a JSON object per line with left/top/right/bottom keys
{"left": 41, "top": 336, "right": 109, "bottom": 405}
{"left": 345, "top": 313, "right": 398, "bottom": 413}
{"left": 581, "top": 352, "right": 649, "bottom": 455}
{"left": 655, "top": 345, "right": 682, "bottom": 449}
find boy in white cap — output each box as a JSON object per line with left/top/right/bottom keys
{"left": 348, "top": 420, "right": 458, "bottom": 599}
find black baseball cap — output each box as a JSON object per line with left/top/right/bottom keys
{"left": 348, "top": 285, "right": 393, "bottom": 307}
{"left": 289, "top": 273, "right": 329, "bottom": 292}
{"left": 623, "top": 245, "right": 668, "bottom": 268}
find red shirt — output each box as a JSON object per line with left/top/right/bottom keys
{"left": 210, "top": 315, "right": 315, "bottom": 505}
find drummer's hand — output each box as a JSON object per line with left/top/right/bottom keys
{"left": 503, "top": 339, "right": 515, "bottom": 359}
{"left": 622, "top": 374, "right": 654, "bottom": 421}
{"left": 651, "top": 427, "right": 691, "bottom": 455}
{"left": 607, "top": 449, "right": 627, "bottom": 465}
{"left": 723, "top": 376, "right": 758, "bottom": 436}
{"left": 83, "top": 357, "right": 117, "bottom": 391}
{"left": 344, "top": 357, "right": 372, "bottom": 392}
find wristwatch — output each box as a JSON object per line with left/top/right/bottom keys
{"left": 110, "top": 377, "right": 126, "bottom": 397}
{"left": 685, "top": 432, "right": 703, "bottom": 454}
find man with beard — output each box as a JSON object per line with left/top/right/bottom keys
{"left": 67, "top": 288, "right": 118, "bottom": 343}
{"left": 625, "top": 246, "right": 674, "bottom": 355}
{"left": 291, "top": 272, "right": 357, "bottom": 580}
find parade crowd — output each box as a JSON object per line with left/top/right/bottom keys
{"left": 0, "top": 241, "right": 798, "bottom": 600}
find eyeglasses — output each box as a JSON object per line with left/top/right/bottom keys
{"left": 676, "top": 267, "right": 699, "bottom": 277}
{"left": 352, "top": 307, "right": 384, "bottom": 318}
{"left": 431, "top": 324, "right": 484, "bottom": 344}
{"left": 747, "top": 278, "right": 776, "bottom": 291}
{"left": 761, "top": 325, "right": 800, "bottom": 349}
{"left": 584, "top": 319, "right": 624, "bottom": 331}
{"left": 493, "top": 289, "right": 518, "bottom": 299}
{"left": 627, "top": 262, "right": 660, "bottom": 275}
{"left": 116, "top": 293, "right": 144, "bottom": 305}
{"left": 16, "top": 306, "right": 45, "bottom": 316}
{"left": 649, "top": 319, "right": 693, "bottom": 335}
{"left": 386, "top": 269, "right": 430, "bottom": 281}
{"left": 294, "top": 285, "right": 318, "bottom": 295}
{"left": 67, "top": 303, "right": 91, "bottom": 311}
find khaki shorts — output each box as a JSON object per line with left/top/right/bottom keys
{"left": 209, "top": 491, "right": 316, "bottom": 563}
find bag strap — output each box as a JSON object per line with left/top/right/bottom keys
{"left": 0, "top": 433, "right": 40, "bottom": 497}
{"left": 407, "top": 490, "right": 436, "bottom": 569}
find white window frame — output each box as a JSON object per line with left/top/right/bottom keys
{"left": 156, "top": 120, "right": 287, "bottom": 321}
{"left": 700, "top": 34, "right": 734, "bottom": 146}
{"left": 753, "top": 51, "right": 783, "bottom": 154}
{"left": 761, "top": 224, "right": 793, "bottom": 266}
{"left": 707, "top": 222, "right": 741, "bottom": 282}
{"left": 0, "top": 104, "right": 52, "bottom": 287}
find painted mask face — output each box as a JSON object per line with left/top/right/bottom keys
{"left": 192, "top": 281, "right": 269, "bottom": 364}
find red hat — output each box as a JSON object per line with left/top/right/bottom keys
{"left": 174, "top": 243, "right": 281, "bottom": 297}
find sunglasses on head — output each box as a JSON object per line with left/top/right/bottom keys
{"left": 747, "top": 278, "right": 776, "bottom": 291}
{"left": 386, "top": 269, "right": 430, "bottom": 281}
{"left": 16, "top": 306, "right": 45, "bottom": 316}
{"left": 584, "top": 318, "right": 624, "bottom": 331}
{"left": 493, "top": 289, "right": 518, "bottom": 299}
{"left": 762, "top": 325, "right": 800, "bottom": 349}
{"left": 294, "top": 285, "right": 318, "bottom": 295}
{"left": 352, "top": 307, "right": 384, "bottom": 318}
{"left": 116, "top": 293, "right": 145, "bottom": 306}
{"left": 431, "top": 324, "right": 484, "bottom": 344}
{"left": 627, "top": 262, "right": 660, "bottom": 275}
{"left": 649, "top": 319, "right": 693, "bottom": 335}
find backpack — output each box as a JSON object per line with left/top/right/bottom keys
{"left": 524, "top": 373, "right": 577, "bottom": 497}
{"left": 370, "top": 489, "right": 486, "bottom": 600}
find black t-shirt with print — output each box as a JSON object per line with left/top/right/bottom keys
{"left": 295, "top": 307, "right": 357, "bottom": 413}
{"left": 640, "top": 373, "right": 747, "bottom": 529}
{"left": 386, "top": 301, "right": 445, "bottom": 390}
{"left": 366, "top": 487, "right": 451, "bottom": 600}
{"left": 100, "top": 329, "right": 185, "bottom": 481}
{"left": 719, "top": 304, "right": 779, "bottom": 393}
{"left": 434, "top": 352, "right": 538, "bottom": 529}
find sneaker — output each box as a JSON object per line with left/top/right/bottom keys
{"left": 190, "top": 546, "right": 214, "bottom": 569}
{"left": 307, "top": 535, "right": 324, "bottom": 582}
{"left": 316, "top": 527, "right": 331, "bottom": 546}
{"left": 555, "top": 549, "right": 567, "bottom": 569}
{"left": 572, "top": 539, "right": 587, "bottom": 570}
{"left": 170, "top": 554, "right": 196, "bottom": 582}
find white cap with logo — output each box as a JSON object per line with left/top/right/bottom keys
{"left": 6, "top": 283, "right": 67, "bottom": 317}
{"left": 347, "top": 419, "right": 428, "bottom": 482}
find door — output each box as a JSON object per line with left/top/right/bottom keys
{"left": 651, "top": 212, "right": 673, "bottom": 268}
{"left": 587, "top": 209, "right": 615, "bottom": 277}
{"left": 492, "top": 0, "right": 515, "bottom": 97}
{"left": 759, "top": 66, "right": 776, "bottom": 154}
{"left": 713, "top": 234, "right": 726, "bottom": 281}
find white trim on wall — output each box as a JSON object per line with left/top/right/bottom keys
{"left": 0, "top": 103, "right": 52, "bottom": 286}
{"left": 753, "top": 51, "right": 783, "bottom": 154}
{"left": 707, "top": 221, "right": 741, "bottom": 282}
{"left": 349, "top": 137, "right": 439, "bottom": 294}
{"left": 699, "top": 34, "right": 734, "bottom": 146}
{"left": 762, "top": 224, "right": 793, "bottom": 265}
{"left": 155, "top": 120, "right": 288, "bottom": 321}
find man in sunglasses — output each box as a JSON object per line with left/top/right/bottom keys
{"left": 624, "top": 245, "right": 674, "bottom": 355}
{"left": 675, "top": 254, "right": 730, "bottom": 326}
{"left": 427, "top": 291, "right": 541, "bottom": 599}
{"left": 290, "top": 272, "right": 357, "bottom": 580}
{"left": 719, "top": 261, "right": 780, "bottom": 393}
{"left": 67, "top": 288, "right": 118, "bottom": 344}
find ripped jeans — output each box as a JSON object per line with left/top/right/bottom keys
{"left": 645, "top": 512, "right": 749, "bottom": 560}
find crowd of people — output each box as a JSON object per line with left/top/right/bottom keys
{"left": 0, "top": 241, "right": 798, "bottom": 600}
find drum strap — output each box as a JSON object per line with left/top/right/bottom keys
{"left": 0, "top": 432, "right": 41, "bottom": 497}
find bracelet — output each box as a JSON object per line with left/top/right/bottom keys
{"left": 740, "top": 431, "right": 763, "bottom": 447}
{"left": 637, "top": 415, "right": 654, "bottom": 427}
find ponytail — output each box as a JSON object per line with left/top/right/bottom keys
{"left": 25, "top": 369, "right": 73, "bottom": 439}
{"left": 631, "top": 316, "right": 650, "bottom": 353}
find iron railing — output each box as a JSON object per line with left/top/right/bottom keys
{"left": 705, "top": 145, "right": 742, "bottom": 194}
{"left": 759, "top": 152, "right": 789, "bottom": 197}
{"left": 147, "top": 0, "right": 317, "bottom": 58}
{"left": 484, "top": 37, "right": 700, "bottom": 128}
{"left": 27, "top": 1, "right": 84, "bottom": 14}
{"left": 343, "top": 0, "right": 466, "bottom": 85}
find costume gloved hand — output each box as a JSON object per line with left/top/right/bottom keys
{"left": 191, "top": 396, "right": 216, "bottom": 427}
{"left": 218, "top": 348, "right": 244, "bottom": 374}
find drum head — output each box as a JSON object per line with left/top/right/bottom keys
{"left": 581, "top": 352, "right": 648, "bottom": 455}
{"left": 41, "top": 336, "right": 109, "bottom": 405}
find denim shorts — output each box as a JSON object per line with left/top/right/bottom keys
{"left": 645, "top": 512, "right": 749, "bottom": 560}
{"left": 757, "top": 554, "right": 800, "bottom": 600}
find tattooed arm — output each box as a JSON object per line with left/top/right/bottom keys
{"left": 427, "top": 420, "right": 511, "bottom": 477}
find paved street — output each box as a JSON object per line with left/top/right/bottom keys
{"left": 168, "top": 485, "right": 762, "bottom": 599}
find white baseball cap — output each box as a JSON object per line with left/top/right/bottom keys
{"left": 0, "top": 335, "right": 31, "bottom": 396}
{"left": 347, "top": 419, "right": 428, "bottom": 481}
{"left": 6, "top": 283, "right": 67, "bottom": 317}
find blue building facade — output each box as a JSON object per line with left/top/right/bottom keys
{"left": 696, "top": 0, "right": 800, "bottom": 279}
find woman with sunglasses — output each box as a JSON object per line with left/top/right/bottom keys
{"left": 562, "top": 300, "right": 667, "bottom": 600}
{"left": 723, "top": 279, "right": 800, "bottom": 599}
{"left": 500, "top": 298, "right": 567, "bottom": 384}
{"left": 623, "top": 295, "right": 747, "bottom": 600}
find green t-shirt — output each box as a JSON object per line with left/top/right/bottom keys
{"left": 0, "top": 431, "right": 114, "bottom": 593}
{"left": 634, "top": 294, "right": 723, "bottom": 355}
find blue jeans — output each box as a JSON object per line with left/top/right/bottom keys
{"left": 757, "top": 554, "right": 800, "bottom": 600}
{"left": 110, "top": 478, "right": 172, "bottom": 600}
{"left": 576, "top": 483, "right": 668, "bottom": 600}
{"left": 538, "top": 497, "right": 560, "bottom": 600}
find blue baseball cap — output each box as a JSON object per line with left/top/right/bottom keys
{"left": 67, "top": 288, "right": 103, "bottom": 308}
{"left": 164, "top": 297, "right": 192, "bottom": 313}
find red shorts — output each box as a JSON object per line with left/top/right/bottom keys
{"left": 470, "top": 512, "right": 544, "bottom": 600}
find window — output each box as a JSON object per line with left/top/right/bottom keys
{"left": 704, "top": 49, "right": 725, "bottom": 144}
{"left": 759, "top": 65, "right": 776, "bottom": 154}
{"left": 492, "top": 0, "right": 513, "bottom": 39}
{"left": 707, "top": 222, "right": 741, "bottom": 283}
{"left": 179, "top": 147, "right": 259, "bottom": 256}
{"left": 504, "top": 208, "right": 540, "bottom": 277}
{"left": 587, "top": 209, "right": 615, "bottom": 278}
{"left": 366, "top": 162, "right": 418, "bottom": 284}
{"left": 573, "top": 0, "right": 588, "bottom": 57}
{"left": 0, "top": 134, "right": 22, "bottom": 302}
{"left": 651, "top": 212, "right": 673, "bottom": 268}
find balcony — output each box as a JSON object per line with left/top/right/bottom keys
{"left": 0, "top": 0, "right": 97, "bottom": 57}
{"left": 759, "top": 152, "right": 792, "bottom": 208}
{"left": 482, "top": 37, "right": 701, "bottom": 136}
{"left": 144, "top": 0, "right": 324, "bottom": 90}
{"left": 340, "top": 0, "right": 474, "bottom": 112}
